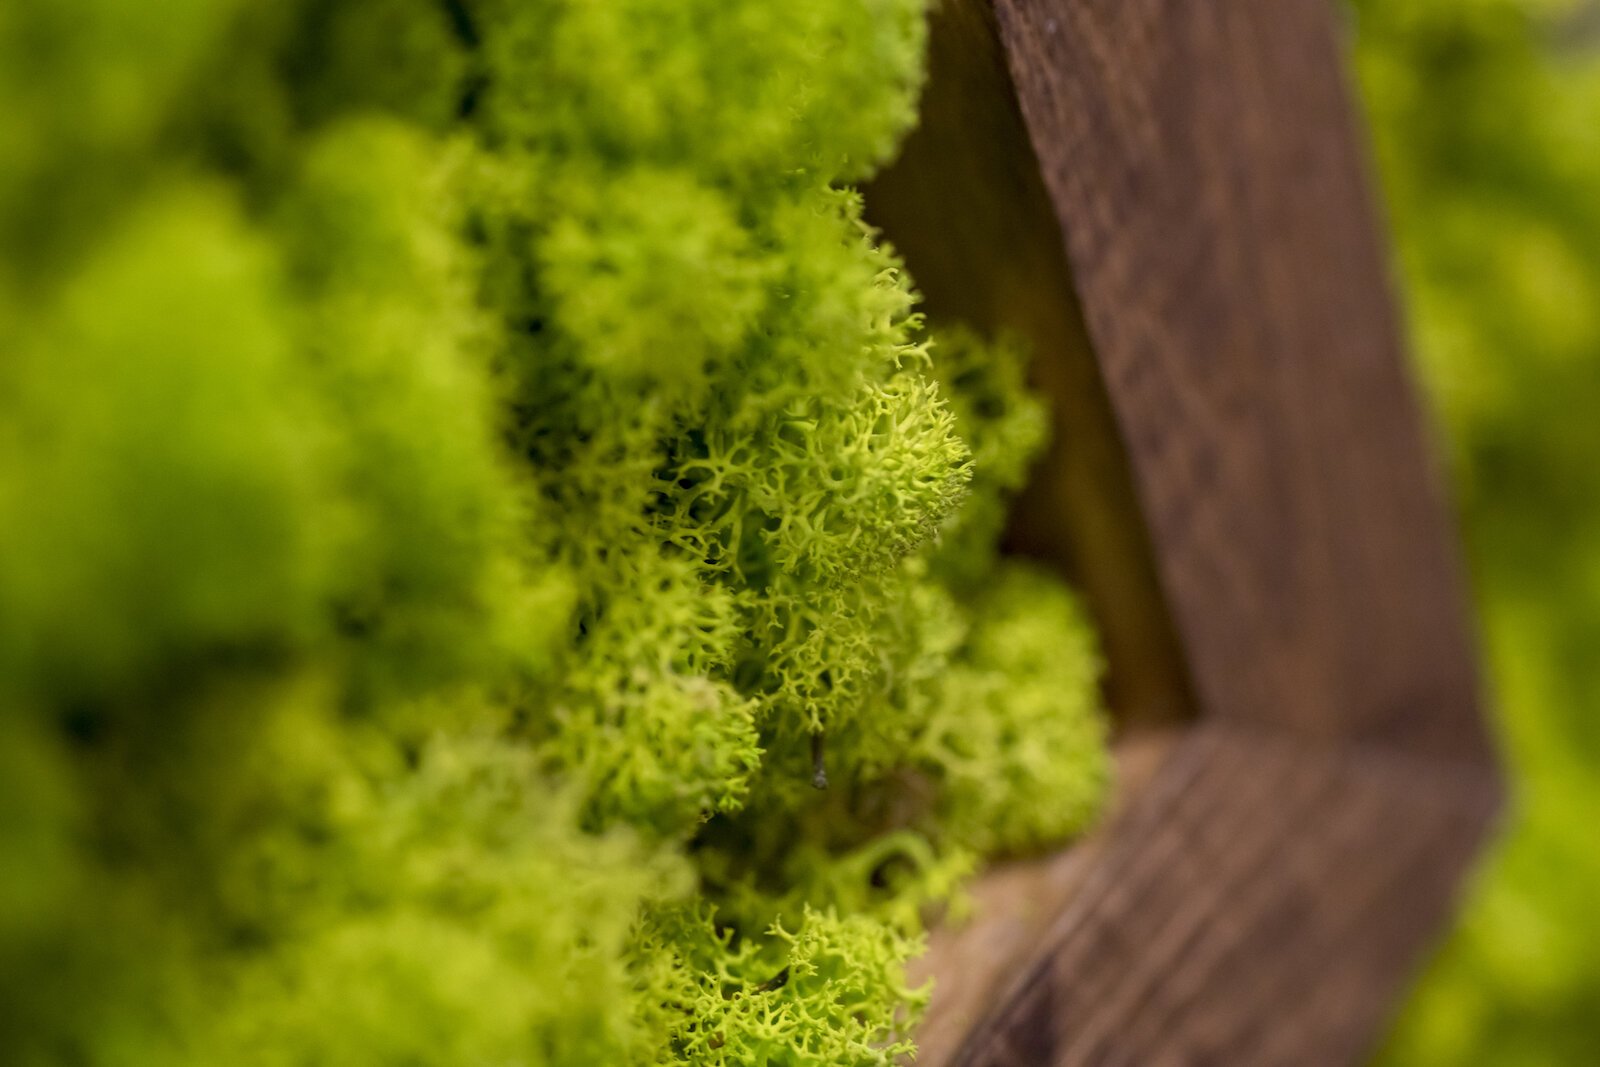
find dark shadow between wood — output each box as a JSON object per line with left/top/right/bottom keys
{"left": 866, "top": 0, "right": 1195, "bottom": 732}
{"left": 865, "top": 1, "right": 1504, "bottom": 1063}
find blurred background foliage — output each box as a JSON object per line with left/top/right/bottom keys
{"left": 1351, "top": 0, "right": 1600, "bottom": 1061}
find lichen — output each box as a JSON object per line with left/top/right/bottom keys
{"left": 0, "top": 2, "right": 1108, "bottom": 1062}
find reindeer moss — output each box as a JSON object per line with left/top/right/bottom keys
{"left": 0, "top": 2, "right": 1107, "bottom": 1062}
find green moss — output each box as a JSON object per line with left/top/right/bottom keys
{"left": 1352, "top": 1, "right": 1600, "bottom": 1062}
{"left": 0, "top": 189, "right": 331, "bottom": 704}
{"left": 638, "top": 903, "right": 928, "bottom": 1067}
{"left": 0, "top": 1, "right": 1108, "bottom": 1062}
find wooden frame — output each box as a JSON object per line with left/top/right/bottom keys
{"left": 866, "top": 1, "right": 1502, "bottom": 1062}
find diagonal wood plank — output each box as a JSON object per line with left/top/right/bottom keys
{"left": 950, "top": 725, "right": 1500, "bottom": 1067}
{"left": 989, "top": 0, "right": 1489, "bottom": 764}
{"left": 867, "top": 0, "right": 1194, "bottom": 729}
{"left": 866, "top": 1, "right": 1504, "bottom": 1062}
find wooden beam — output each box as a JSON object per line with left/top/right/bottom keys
{"left": 951, "top": 725, "right": 1498, "bottom": 1067}
{"left": 865, "top": 0, "right": 1504, "bottom": 1062}
{"left": 909, "top": 729, "right": 1183, "bottom": 1065}
{"left": 989, "top": 0, "right": 1487, "bottom": 764}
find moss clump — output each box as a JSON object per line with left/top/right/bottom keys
{"left": 0, "top": 1, "right": 1108, "bottom": 1062}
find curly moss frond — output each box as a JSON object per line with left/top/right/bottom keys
{"left": 0, "top": 1, "right": 1109, "bottom": 1062}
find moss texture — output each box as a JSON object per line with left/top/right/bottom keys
{"left": 0, "top": 2, "right": 1108, "bottom": 1063}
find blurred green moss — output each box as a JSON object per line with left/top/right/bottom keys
{"left": 1353, "top": 1, "right": 1600, "bottom": 1062}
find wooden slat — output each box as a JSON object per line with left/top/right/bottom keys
{"left": 987, "top": 0, "right": 1488, "bottom": 764}
{"left": 866, "top": 0, "right": 1194, "bottom": 727}
{"left": 948, "top": 725, "right": 1500, "bottom": 1067}
{"left": 866, "top": 1, "right": 1504, "bottom": 1063}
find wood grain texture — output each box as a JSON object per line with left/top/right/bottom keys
{"left": 868, "top": 0, "right": 1505, "bottom": 1063}
{"left": 988, "top": 0, "right": 1490, "bottom": 765}
{"left": 865, "top": 0, "right": 1194, "bottom": 727}
{"left": 947, "top": 725, "right": 1499, "bottom": 1067}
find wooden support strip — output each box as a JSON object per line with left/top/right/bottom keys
{"left": 865, "top": 0, "right": 1194, "bottom": 728}
{"left": 985, "top": 0, "right": 1489, "bottom": 764}
{"left": 949, "top": 724, "right": 1500, "bottom": 1066}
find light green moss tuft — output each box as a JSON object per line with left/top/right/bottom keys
{"left": 0, "top": 1, "right": 1108, "bottom": 1062}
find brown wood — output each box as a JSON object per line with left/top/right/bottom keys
{"left": 862, "top": 0, "right": 1504, "bottom": 1063}
{"left": 989, "top": 0, "right": 1487, "bottom": 765}
{"left": 866, "top": 0, "right": 1194, "bottom": 728}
